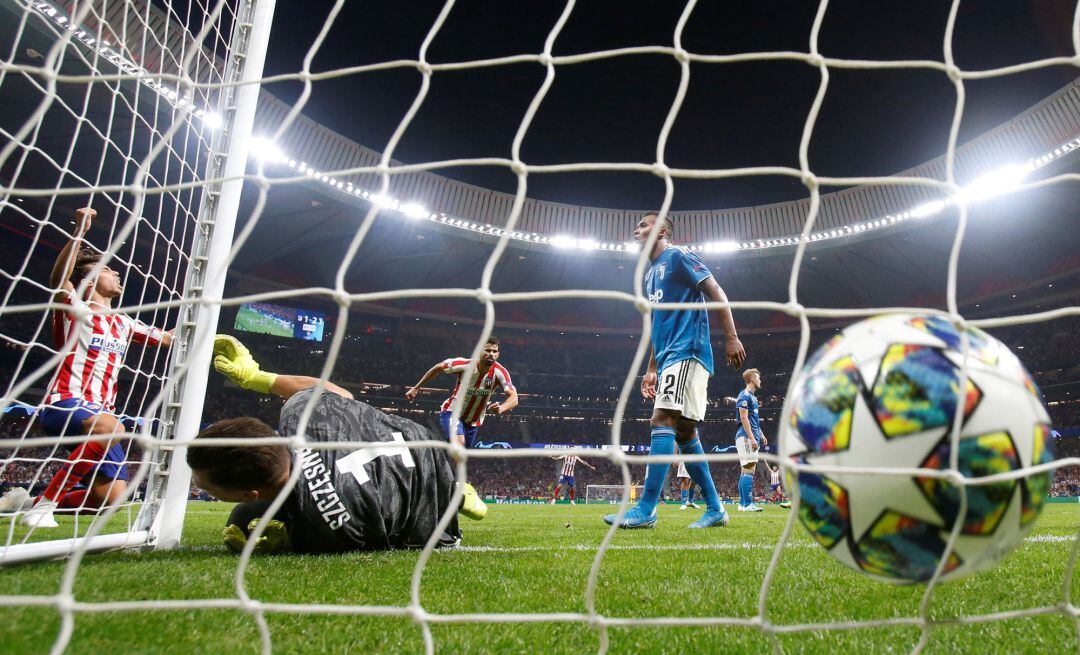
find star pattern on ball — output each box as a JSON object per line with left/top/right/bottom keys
{"left": 805, "top": 395, "right": 947, "bottom": 540}
{"left": 870, "top": 344, "right": 983, "bottom": 439}
{"left": 788, "top": 313, "right": 1054, "bottom": 583}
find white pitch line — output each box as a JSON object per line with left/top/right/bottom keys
{"left": 445, "top": 534, "right": 1076, "bottom": 554}
{"left": 170, "top": 533, "right": 1071, "bottom": 554}
{"left": 446, "top": 542, "right": 809, "bottom": 554}
{"left": 1024, "top": 534, "right": 1075, "bottom": 544}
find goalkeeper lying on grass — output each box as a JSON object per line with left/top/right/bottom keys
{"left": 187, "top": 335, "right": 487, "bottom": 555}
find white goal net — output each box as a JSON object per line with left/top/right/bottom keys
{"left": 0, "top": 0, "right": 271, "bottom": 564}
{"left": 1, "top": 0, "right": 1079, "bottom": 654}
{"left": 585, "top": 484, "right": 645, "bottom": 505}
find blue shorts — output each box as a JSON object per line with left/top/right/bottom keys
{"left": 37, "top": 399, "right": 129, "bottom": 482}
{"left": 559, "top": 475, "right": 575, "bottom": 487}
{"left": 438, "top": 411, "right": 479, "bottom": 449}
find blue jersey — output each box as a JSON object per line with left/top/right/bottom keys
{"left": 645, "top": 246, "right": 715, "bottom": 375}
{"left": 734, "top": 389, "right": 762, "bottom": 440}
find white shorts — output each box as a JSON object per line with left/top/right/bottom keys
{"left": 675, "top": 462, "right": 690, "bottom": 479}
{"left": 654, "top": 359, "right": 709, "bottom": 422}
{"left": 735, "top": 436, "right": 759, "bottom": 468}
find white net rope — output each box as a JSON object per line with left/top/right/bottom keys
{"left": 0, "top": 0, "right": 1078, "bottom": 653}
{"left": 584, "top": 484, "right": 645, "bottom": 505}
{"left": 0, "top": 0, "right": 232, "bottom": 546}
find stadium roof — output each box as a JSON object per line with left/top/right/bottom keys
{"left": 224, "top": 168, "right": 1080, "bottom": 334}
{"left": 1, "top": 0, "right": 1077, "bottom": 335}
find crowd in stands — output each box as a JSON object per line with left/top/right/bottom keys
{"left": 0, "top": 413, "right": 155, "bottom": 498}
{"left": 0, "top": 415, "right": 62, "bottom": 496}
{"left": 246, "top": 303, "right": 294, "bottom": 323}
{"left": 1051, "top": 437, "right": 1080, "bottom": 497}
{"left": 1, "top": 243, "right": 1078, "bottom": 502}
{"left": 1052, "top": 470, "right": 1080, "bottom": 497}
{"left": 468, "top": 453, "right": 760, "bottom": 502}
{"left": 210, "top": 315, "right": 1078, "bottom": 500}
{"left": 1049, "top": 400, "right": 1080, "bottom": 433}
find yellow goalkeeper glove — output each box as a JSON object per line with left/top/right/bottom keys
{"left": 213, "top": 334, "right": 278, "bottom": 394}
{"left": 223, "top": 518, "right": 291, "bottom": 554}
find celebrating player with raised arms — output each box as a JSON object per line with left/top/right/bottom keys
{"left": 734, "top": 368, "right": 766, "bottom": 512}
{"left": 550, "top": 453, "right": 595, "bottom": 504}
{"left": 604, "top": 211, "right": 746, "bottom": 529}
{"left": 187, "top": 335, "right": 486, "bottom": 555}
{"left": 404, "top": 337, "right": 517, "bottom": 451}
{"left": 22, "top": 207, "right": 173, "bottom": 528}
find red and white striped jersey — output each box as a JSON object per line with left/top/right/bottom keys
{"left": 49, "top": 294, "right": 164, "bottom": 410}
{"left": 770, "top": 468, "right": 781, "bottom": 486}
{"left": 438, "top": 357, "right": 514, "bottom": 427}
{"left": 560, "top": 455, "right": 585, "bottom": 477}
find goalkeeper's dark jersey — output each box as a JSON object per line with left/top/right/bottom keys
{"left": 278, "top": 388, "right": 461, "bottom": 554}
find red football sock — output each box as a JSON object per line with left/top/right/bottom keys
{"left": 58, "top": 489, "right": 108, "bottom": 514}
{"left": 569, "top": 487, "right": 575, "bottom": 501}
{"left": 57, "top": 489, "right": 90, "bottom": 509}
{"left": 552, "top": 485, "right": 561, "bottom": 500}
{"left": 41, "top": 441, "right": 107, "bottom": 502}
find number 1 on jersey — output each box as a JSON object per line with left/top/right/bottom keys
{"left": 335, "top": 432, "right": 416, "bottom": 484}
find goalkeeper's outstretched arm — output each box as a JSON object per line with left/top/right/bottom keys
{"left": 212, "top": 334, "right": 353, "bottom": 400}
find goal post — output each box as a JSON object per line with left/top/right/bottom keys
{"left": 585, "top": 484, "right": 644, "bottom": 505}
{"left": 0, "top": 0, "right": 277, "bottom": 565}
{"left": 141, "top": 0, "right": 279, "bottom": 552}
{"left": 0, "top": 0, "right": 1076, "bottom": 652}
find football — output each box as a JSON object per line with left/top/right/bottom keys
{"left": 782, "top": 314, "right": 1054, "bottom": 583}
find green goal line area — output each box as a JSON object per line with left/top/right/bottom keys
{"left": 2, "top": 503, "right": 1078, "bottom": 654}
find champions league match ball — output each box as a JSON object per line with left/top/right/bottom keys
{"left": 781, "top": 314, "right": 1054, "bottom": 584}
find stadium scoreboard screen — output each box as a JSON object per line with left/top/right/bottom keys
{"left": 234, "top": 302, "right": 326, "bottom": 341}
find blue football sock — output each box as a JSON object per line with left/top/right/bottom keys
{"left": 678, "top": 434, "right": 722, "bottom": 513}
{"left": 680, "top": 488, "right": 689, "bottom": 504}
{"left": 739, "top": 473, "right": 753, "bottom": 506}
{"left": 687, "top": 485, "right": 696, "bottom": 504}
{"left": 638, "top": 427, "right": 676, "bottom": 515}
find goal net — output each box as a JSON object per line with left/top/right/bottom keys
{"left": 0, "top": 0, "right": 272, "bottom": 565}
{"left": 1, "top": 0, "right": 1079, "bottom": 653}
{"left": 585, "top": 484, "right": 645, "bottom": 505}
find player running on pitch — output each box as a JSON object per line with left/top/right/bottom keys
{"left": 604, "top": 211, "right": 745, "bottom": 529}
{"left": 550, "top": 453, "right": 595, "bottom": 504}
{"left": 186, "top": 335, "right": 487, "bottom": 555}
{"left": 675, "top": 462, "right": 700, "bottom": 510}
{"left": 735, "top": 368, "right": 767, "bottom": 512}
{"left": 21, "top": 207, "right": 173, "bottom": 528}
{"left": 404, "top": 337, "right": 517, "bottom": 452}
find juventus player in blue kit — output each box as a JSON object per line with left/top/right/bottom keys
{"left": 735, "top": 368, "right": 766, "bottom": 512}
{"left": 604, "top": 211, "right": 746, "bottom": 529}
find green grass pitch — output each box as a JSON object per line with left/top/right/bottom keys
{"left": 234, "top": 305, "right": 293, "bottom": 338}
{"left": 2, "top": 502, "right": 1078, "bottom": 654}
